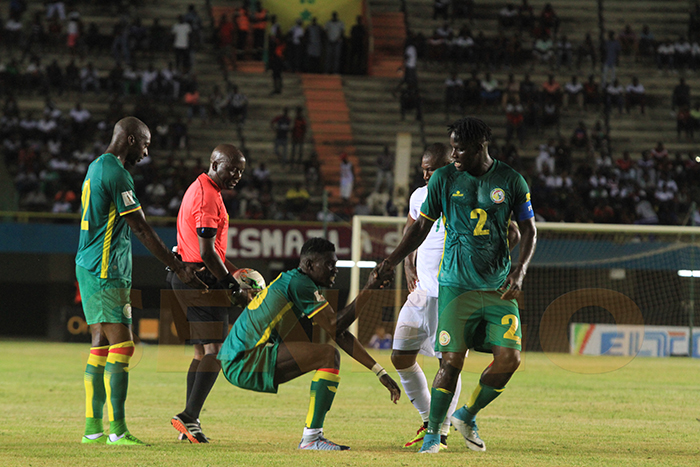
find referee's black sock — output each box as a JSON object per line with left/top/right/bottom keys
{"left": 186, "top": 358, "right": 200, "bottom": 407}
{"left": 185, "top": 354, "right": 221, "bottom": 420}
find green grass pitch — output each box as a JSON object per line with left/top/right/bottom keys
{"left": 1, "top": 340, "right": 698, "bottom": 466}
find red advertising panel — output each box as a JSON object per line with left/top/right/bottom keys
{"left": 226, "top": 221, "right": 403, "bottom": 260}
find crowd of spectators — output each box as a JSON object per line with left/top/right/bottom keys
{"left": 213, "top": 6, "right": 368, "bottom": 77}
{"left": 528, "top": 138, "right": 700, "bottom": 225}
{"left": 3, "top": 1, "right": 700, "bottom": 227}
{"left": 2, "top": 94, "right": 205, "bottom": 215}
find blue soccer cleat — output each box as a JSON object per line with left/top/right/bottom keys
{"left": 418, "top": 433, "right": 441, "bottom": 454}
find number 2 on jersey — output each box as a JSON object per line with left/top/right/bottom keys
{"left": 501, "top": 314, "right": 521, "bottom": 344}
{"left": 470, "top": 208, "right": 489, "bottom": 236}
{"left": 80, "top": 179, "right": 91, "bottom": 230}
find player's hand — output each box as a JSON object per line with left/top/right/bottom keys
{"left": 215, "top": 272, "right": 243, "bottom": 305}
{"left": 364, "top": 268, "right": 383, "bottom": 289}
{"left": 379, "top": 374, "right": 401, "bottom": 404}
{"left": 499, "top": 264, "right": 526, "bottom": 300}
{"left": 375, "top": 259, "right": 396, "bottom": 284}
{"left": 177, "top": 265, "right": 208, "bottom": 290}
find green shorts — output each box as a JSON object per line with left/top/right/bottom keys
{"left": 436, "top": 286, "right": 522, "bottom": 354}
{"left": 76, "top": 265, "right": 132, "bottom": 326}
{"left": 220, "top": 342, "right": 279, "bottom": 394}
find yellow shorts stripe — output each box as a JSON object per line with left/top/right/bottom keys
{"left": 100, "top": 203, "right": 117, "bottom": 279}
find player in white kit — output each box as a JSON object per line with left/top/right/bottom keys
{"left": 392, "top": 143, "right": 520, "bottom": 449}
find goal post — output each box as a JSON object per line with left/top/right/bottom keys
{"left": 349, "top": 217, "right": 700, "bottom": 357}
{"left": 348, "top": 215, "right": 407, "bottom": 337}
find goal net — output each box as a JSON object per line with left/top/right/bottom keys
{"left": 349, "top": 217, "right": 700, "bottom": 358}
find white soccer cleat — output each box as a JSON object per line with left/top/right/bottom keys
{"left": 298, "top": 435, "right": 350, "bottom": 451}
{"left": 451, "top": 411, "right": 486, "bottom": 452}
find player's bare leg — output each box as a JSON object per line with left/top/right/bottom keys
{"left": 451, "top": 345, "right": 521, "bottom": 452}
{"left": 274, "top": 342, "right": 349, "bottom": 451}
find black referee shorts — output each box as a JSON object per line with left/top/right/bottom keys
{"left": 169, "top": 267, "right": 230, "bottom": 345}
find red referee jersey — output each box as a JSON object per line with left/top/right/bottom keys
{"left": 177, "top": 173, "right": 229, "bottom": 263}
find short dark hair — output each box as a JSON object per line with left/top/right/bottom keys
{"left": 300, "top": 237, "right": 335, "bottom": 258}
{"left": 448, "top": 117, "right": 492, "bottom": 145}
{"left": 424, "top": 142, "right": 450, "bottom": 165}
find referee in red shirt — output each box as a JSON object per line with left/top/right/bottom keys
{"left": 170, "top": 144, "right": 246, "bottom": 443}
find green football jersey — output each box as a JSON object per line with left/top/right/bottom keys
{"left": 219, "top": 268, "right": 329, "bottom": 362}
{"left": 75, "top": 153, "right": 142, "bottom": 280}
{"left": 420, "top": 160, "right": 532, "bottom": 291}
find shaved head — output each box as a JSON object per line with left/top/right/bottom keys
{"left": 423, "top": 142, "right": 451, "bottom": 166}
{"left": 210, "top": 144, "right": 244, "bottom": 166}
{"left": 420, "top": 142, "right": 451, "bottom": 185}
{"left": 111, "top": 116, "right": 150, "bottom": 144}
{"left": 208, "top": 144, "right": 246, "bottom": 190}
{"left": 106, "top": 116, "right": 151, "bottom": 167}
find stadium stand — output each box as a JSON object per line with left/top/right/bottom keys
{"left": 1, "top": 0, "right": 699, "bottom": 224}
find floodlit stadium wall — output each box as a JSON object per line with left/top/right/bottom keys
{"left": 350, "top": 217, "right": 700, "bottom": 357}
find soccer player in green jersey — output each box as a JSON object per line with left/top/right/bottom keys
{"left": 376, "top": 117, "right": 537, "bottom": 454}
{"left": 218, "top": 237, "right": 401, "bottom": 450}
{"left": 76, "top": 117, "right": 204, "bottom": 445}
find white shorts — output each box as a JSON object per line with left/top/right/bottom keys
{"left": 392, "top": 289, "right": 439, "bottom": 357}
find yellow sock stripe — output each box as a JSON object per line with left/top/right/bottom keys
{"left": 495, "top": 387, "right": 505, "bottom": 393}
{"left": 312, "top": 370, "right": 341, "bottom": 384}
{"left": 85, "top": 345, "right": 109, "bottom": 418}
{"left": 84, "top": 375, "right": 95, "bottom": 418}
{"left": 107, "top": 353, "right": 132, "bottom": 365}
{"left": 305, "top": 390, "right": 317, "bottom": 427}
{"left": 109, "top": 340, "right": 135, "bottom": 350}
{"left": 467, "top": 383, "right": 482, "bottom": 408}
{"left": 435, "top": 387, "right": 453, "bottom": 395}
{"left": 105, "top": 372, "right": 114, "bottom": 421}
{"left": 87, "top": 354, "right": 108, "bottom": 367}
{"left": 107, "top": 341, "right": 135, "bottom": 367}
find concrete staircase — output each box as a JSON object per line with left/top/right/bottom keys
{"left": 369, "top": 11, "right": 406, "bottom": 78}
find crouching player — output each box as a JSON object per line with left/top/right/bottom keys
{"left": 218, "top": 237, "right": 401, "bottom": 450}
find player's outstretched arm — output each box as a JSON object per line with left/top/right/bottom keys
{"left": 316, "top": 268, "right": 391, "bottom": 336}
{"left": 124, "top": 209, "right": 206, "bottom": 289}
{"left": 333, "top": 329, "right": 401, "bottom": 403}
{"left": 376, "top": 215, "right": 434, "bottom": 282}
{"left": 500, "top": 217, "right": 536, "bottom": 300}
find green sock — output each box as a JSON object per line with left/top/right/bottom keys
{"left": 466, "top": 382, "right": 505, "bottom": 416}
{"left": 84, "top": 346, "right": 108, "bottom": 436}
{"left": 305, "top": 369, "right": 340, "bottom": 429}
{"left": 84, "top": 417, "right": 103, "bottom": 437}
{"left": 105, "top": 342, "right": 134, "bottom": 437}
{"left": 110, "top": 419, "right": 128, "bottom": 438}
{"left": 427, "top": 387, "right": 454, "bottom": 435}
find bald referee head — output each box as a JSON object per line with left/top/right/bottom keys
{"left": 208, "top": 144, "right": 246, "bottom": 191}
